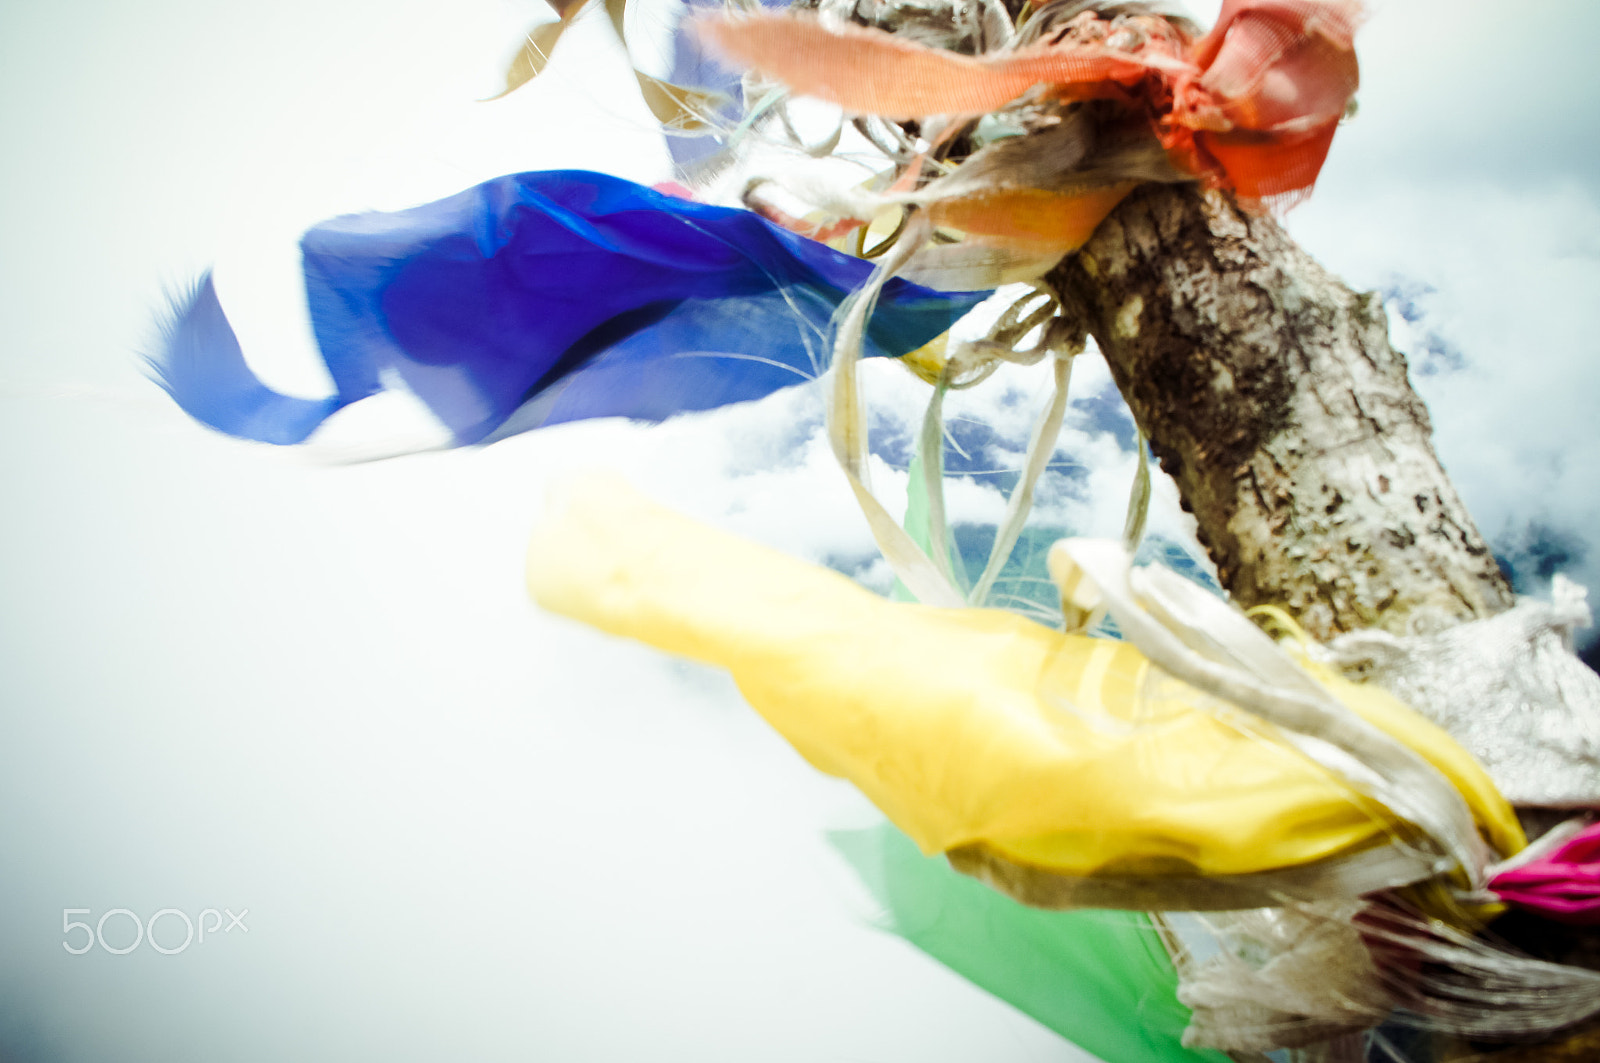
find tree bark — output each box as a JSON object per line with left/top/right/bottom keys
{"left": 1046, "top": 183, "right": 1515, "bottom": 642}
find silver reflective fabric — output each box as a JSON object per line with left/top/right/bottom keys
{"left": 1324, "top": 577, "right": 1600, "bottom": 808}
{"left": 1173, "top": 902, "right": 1392, "bottom": 1052}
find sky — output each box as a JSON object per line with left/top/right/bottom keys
{"left": 0, "top": 1, "right": 1596, "bottom": 1061}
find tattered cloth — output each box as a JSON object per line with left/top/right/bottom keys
{"left": 1324, "top": 577, "right": 1600, "bottom": 808}
{"left": 696, "top": 0, "right": 1362, "bottom": 200}
{"left": 150, "top": 172, "right": 984, "bottom": 449}
{"left": 1492, "top": 821, "right": 1600, "bottom": 925}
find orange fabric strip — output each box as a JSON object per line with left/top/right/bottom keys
{"left": 698, "top": 1, "right": 1363, "bottom": 204}
{"left": 694, "top": 13, "right": 1163, "bottom": 120}
{"left": 929, "top": 184, "right": 1137, "bottom": 254}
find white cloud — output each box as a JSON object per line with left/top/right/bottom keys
{"left": 1291, "top": 149, "right": 1600, "bottom": 619}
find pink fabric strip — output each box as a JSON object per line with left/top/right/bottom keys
{"left": 1492, "top": 822, "right": 1600, "bottom": 925}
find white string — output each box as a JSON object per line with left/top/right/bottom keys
{"left": 826, "top": 211, "right": 966, "bottom": 608}
{"left": 970, "top": 352, "right": 1072, "bottom": 606}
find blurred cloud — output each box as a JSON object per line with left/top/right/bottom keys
{"left": 1292, "top": 110, "right": 1600, "bottom": 645}
{"left": 1334, "top": 0, "right": 1600, "bottom": 199}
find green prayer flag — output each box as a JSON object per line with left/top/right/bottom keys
{"left": 832, "top": 824, "right": 1230, "bottom": 1063}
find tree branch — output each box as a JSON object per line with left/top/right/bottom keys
{"left": 1047, "top": 182, "right": 1515, "bottom": 640}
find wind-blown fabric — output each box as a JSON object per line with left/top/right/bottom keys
{"left": 833, "top": 824, "right": 1229, "bottom": 1063}
{"left": 1492, "top": 822, "right": 1600, "bottom": 925}
{"left": 696, "top": 0, "right": 1361, "bottom": 201}
{"left": 151, "top": 171, "right": 986, "bottom": 447}
{"left": 527, "top": 478, "right": 1521, "bottom": 893}
{"left": 659, "top": 0, "right": 793, "bottom": 173}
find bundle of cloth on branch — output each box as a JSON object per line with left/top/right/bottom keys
{"left": 149, "top": 0, "right": 1600, "bottom": 1058}
{"left": 528, "top": 478, "right": 1600, "bottom": 1058}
